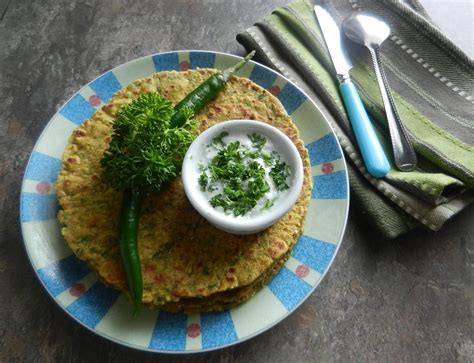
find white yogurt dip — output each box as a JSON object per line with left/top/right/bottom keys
{"left": 182, "top": 120, "right": 304, "bottom": 235}
{"left": 195, "top": 130, "right": 293, "bottom": 218}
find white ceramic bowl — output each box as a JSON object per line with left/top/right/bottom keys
{"left": 182, "top": 120, "right": 304, "bottom": 234}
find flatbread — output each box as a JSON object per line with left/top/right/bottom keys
{"left": 56, "top": 69, "right": 312, "bottom": 310}
{"left": 160, "top": 251, "right": 291, "bottom": 313}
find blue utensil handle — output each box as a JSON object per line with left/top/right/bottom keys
{"left": 339, "top": 80, "right": 390, "bottom": 178}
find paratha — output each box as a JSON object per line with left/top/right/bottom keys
{"left": 56, "top": 69, "right": 312, "bottom": 310}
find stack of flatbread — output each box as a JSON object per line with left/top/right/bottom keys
{"left": 56, "top": 69, "right": 312, "bottom": 312}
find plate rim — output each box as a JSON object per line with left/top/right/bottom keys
{"left": 19, "top": 49, "right": 350, "bottom": 354}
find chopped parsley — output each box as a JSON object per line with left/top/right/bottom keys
{"left": 198, "top": 172, "right": 208, "bottom": 191}
{"left": 261, "top": 151, "right": 273, "bottom": 166}
{"left": 270, "top": 158, "right": 291, "bottom": 191}
{"left": 248, "top": 133, "right": 267, "bottom": 150}
{"left": 210, "top": 131, "right": 229, "bottom": 148}
{"left": 199, "top": 132, "right": 291, "bottom": 216}
{"left": 262, "top": 198, "right": 275, "bottom": 210}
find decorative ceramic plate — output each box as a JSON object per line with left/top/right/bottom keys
{"left": 20, "top": 51, "right": 349, "bottom": 353}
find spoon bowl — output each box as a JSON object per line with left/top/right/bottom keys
{"left": 343, "top": 13, "right": 390, "bottom": 48}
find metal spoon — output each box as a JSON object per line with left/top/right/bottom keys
{"left": 343, "top": 12, "right": 417, "bottom": 171}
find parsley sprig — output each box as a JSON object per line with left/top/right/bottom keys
{"left": 101, "top": 93, "right": 195, "bottom": 192}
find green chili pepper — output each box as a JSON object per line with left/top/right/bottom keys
{"left": 170, "top": 51, "right": 255, "bottom": 128}
{"left": 101, "top": 93, "right": 195, "bottom": 314}
{"left": 118, "top": 189, "right": 144, "bottom": 315}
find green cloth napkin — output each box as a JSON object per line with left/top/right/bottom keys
{"left": 237, "top": 0, "right": 474, "bottom": 239}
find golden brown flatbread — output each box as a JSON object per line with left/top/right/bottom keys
{"left": 56, "top": 69, "right": 312, "bottom": 311}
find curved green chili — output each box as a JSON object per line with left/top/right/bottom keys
{"left": 170, "top": 51, "right": 255, "bottom": 128}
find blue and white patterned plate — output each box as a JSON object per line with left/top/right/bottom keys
{"left": 20, "top": 51, "right": 349, "bottom": 353}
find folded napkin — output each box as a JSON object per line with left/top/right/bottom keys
{"left": 237, "top": 0, "right": 474, "bottom": 239}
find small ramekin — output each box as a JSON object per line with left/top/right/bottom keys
{"left": 182, "top": 120, "right": 304, "bottom": 234}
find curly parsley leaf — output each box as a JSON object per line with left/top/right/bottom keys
{"left": 101, "top": 93, "right": 196, "bottom": 193}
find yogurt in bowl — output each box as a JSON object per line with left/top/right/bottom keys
{"left": 182, "top": 119, "right": 304, "bottom": 234}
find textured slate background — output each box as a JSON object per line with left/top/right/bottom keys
{"left": 1, "top": 0, "right": 473, "bottom": 361}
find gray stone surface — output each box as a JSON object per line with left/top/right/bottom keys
{"left": 0, "top": 0, "right": 473, "bottom": 361}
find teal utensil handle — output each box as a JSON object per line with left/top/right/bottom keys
{"left": 339, "top": 80, "right": 390, "bottom": 178}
